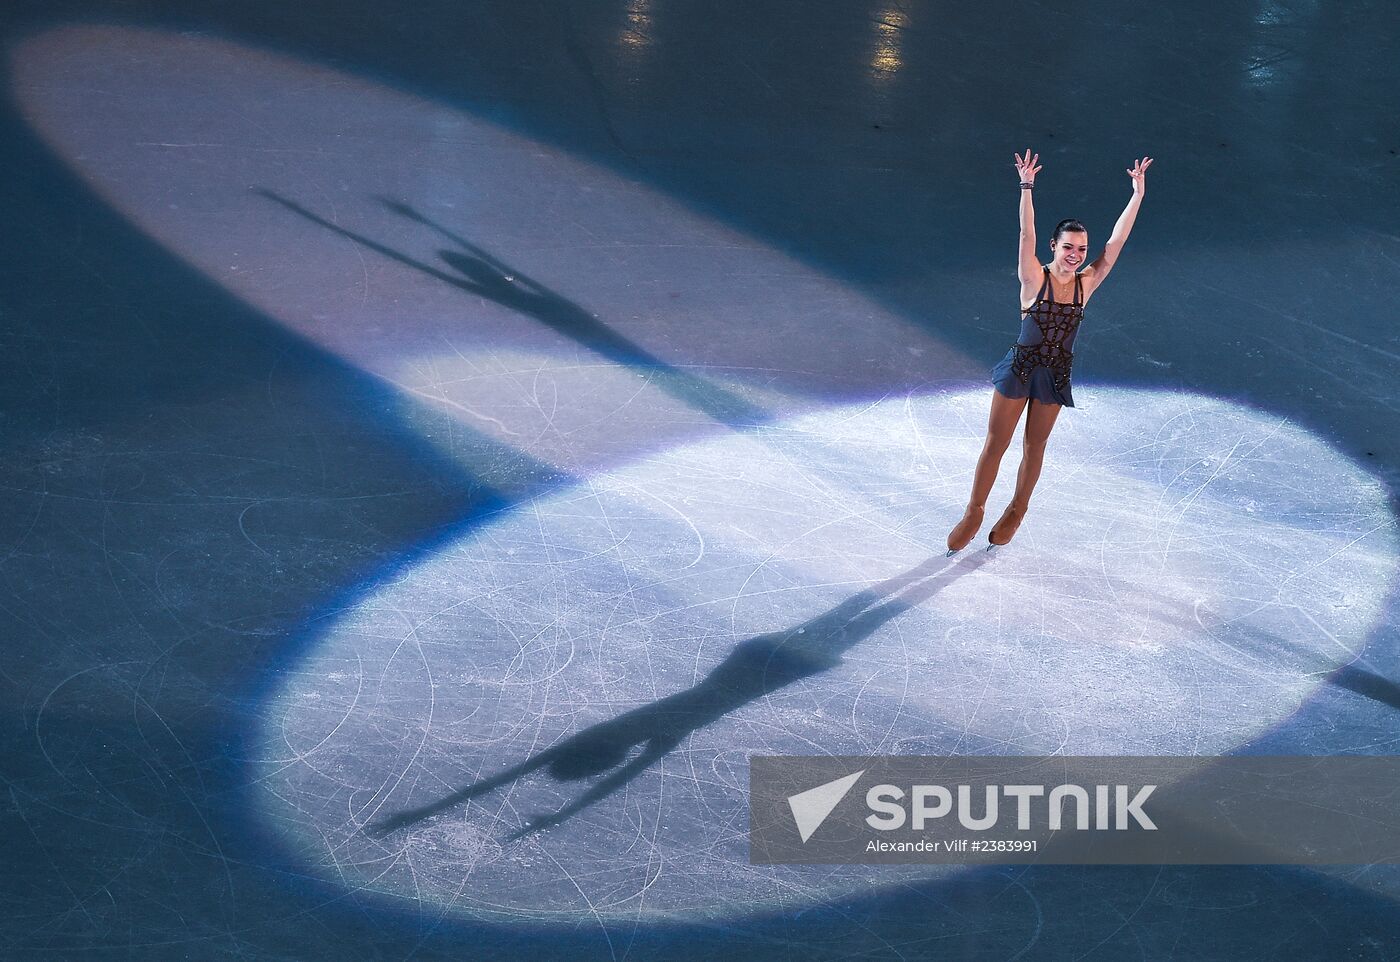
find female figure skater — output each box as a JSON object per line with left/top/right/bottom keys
{"left": 946, "top": 149, "right": 1153, "bottom": 551}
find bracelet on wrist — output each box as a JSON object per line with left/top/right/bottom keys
{"left": 1019, "top": 182, "right": 1034, "bottom": 189}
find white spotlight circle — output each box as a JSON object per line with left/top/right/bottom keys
{"left": 250, "top": 387, "right": 1396, "bottom": 923}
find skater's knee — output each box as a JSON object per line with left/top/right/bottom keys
{"left": 985, "top": 426, "right": 1016, "bottom": 451}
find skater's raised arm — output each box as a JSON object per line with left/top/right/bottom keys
{"left": 1087, "top": 156, "right": 1153, "bottom": 282}
{"left": 1015, "top": 149, "right": 1042, "bottom": 284}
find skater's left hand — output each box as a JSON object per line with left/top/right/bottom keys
{"left": 1127, "top": 156, "right": 1153, "bottom": 195}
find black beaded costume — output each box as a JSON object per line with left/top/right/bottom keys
{"left": 990, "top": 266, "right": 1083, "bottom": 407}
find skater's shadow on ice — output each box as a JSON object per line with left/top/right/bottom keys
{"left": 254, "top": 190, "right": 763, "bottom": 428}
{"left": 367, "top": 551, "right": 991, "bottom": 840}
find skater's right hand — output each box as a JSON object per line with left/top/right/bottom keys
{"left": 1014, "top": 149, "right": 1041, "bottom": 184}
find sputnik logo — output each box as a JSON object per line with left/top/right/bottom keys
{"left": 787, "top": 770, "right": 865, "bottom": 842}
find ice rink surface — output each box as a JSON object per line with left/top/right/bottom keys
{"left": 2, "top": 2, "right": 1399, "bottom": 959}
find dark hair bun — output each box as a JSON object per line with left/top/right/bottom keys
{"left": 1052, "top": 219, "right": 1088, "bottom": 243}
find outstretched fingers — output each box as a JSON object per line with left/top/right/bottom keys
{"left": 1015, "top": 148, "right": 1042, "bottom": 178}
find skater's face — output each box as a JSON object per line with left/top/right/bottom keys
{"left": 1052, "top": 231, "right": 1088, "bottom": 271}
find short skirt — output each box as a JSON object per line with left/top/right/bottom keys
{"left": 990, "top": 345, "right": 1075, "bottom": 407}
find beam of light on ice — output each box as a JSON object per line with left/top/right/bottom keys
{"left": 11, "top": 24, "right": 971, "bottom": 490}
{"left": 250, "top": 388, "right": 1397, "bottom": 923}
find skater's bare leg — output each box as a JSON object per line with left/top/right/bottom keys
{"left": 1013, "top": 398, "right": 1061, "bottom": 504}
{"left": 990, "top": 399, "right": 1062, "bottom": 544}
{"left": 947, "top": 390, "right": 1027, "bottom": 551}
